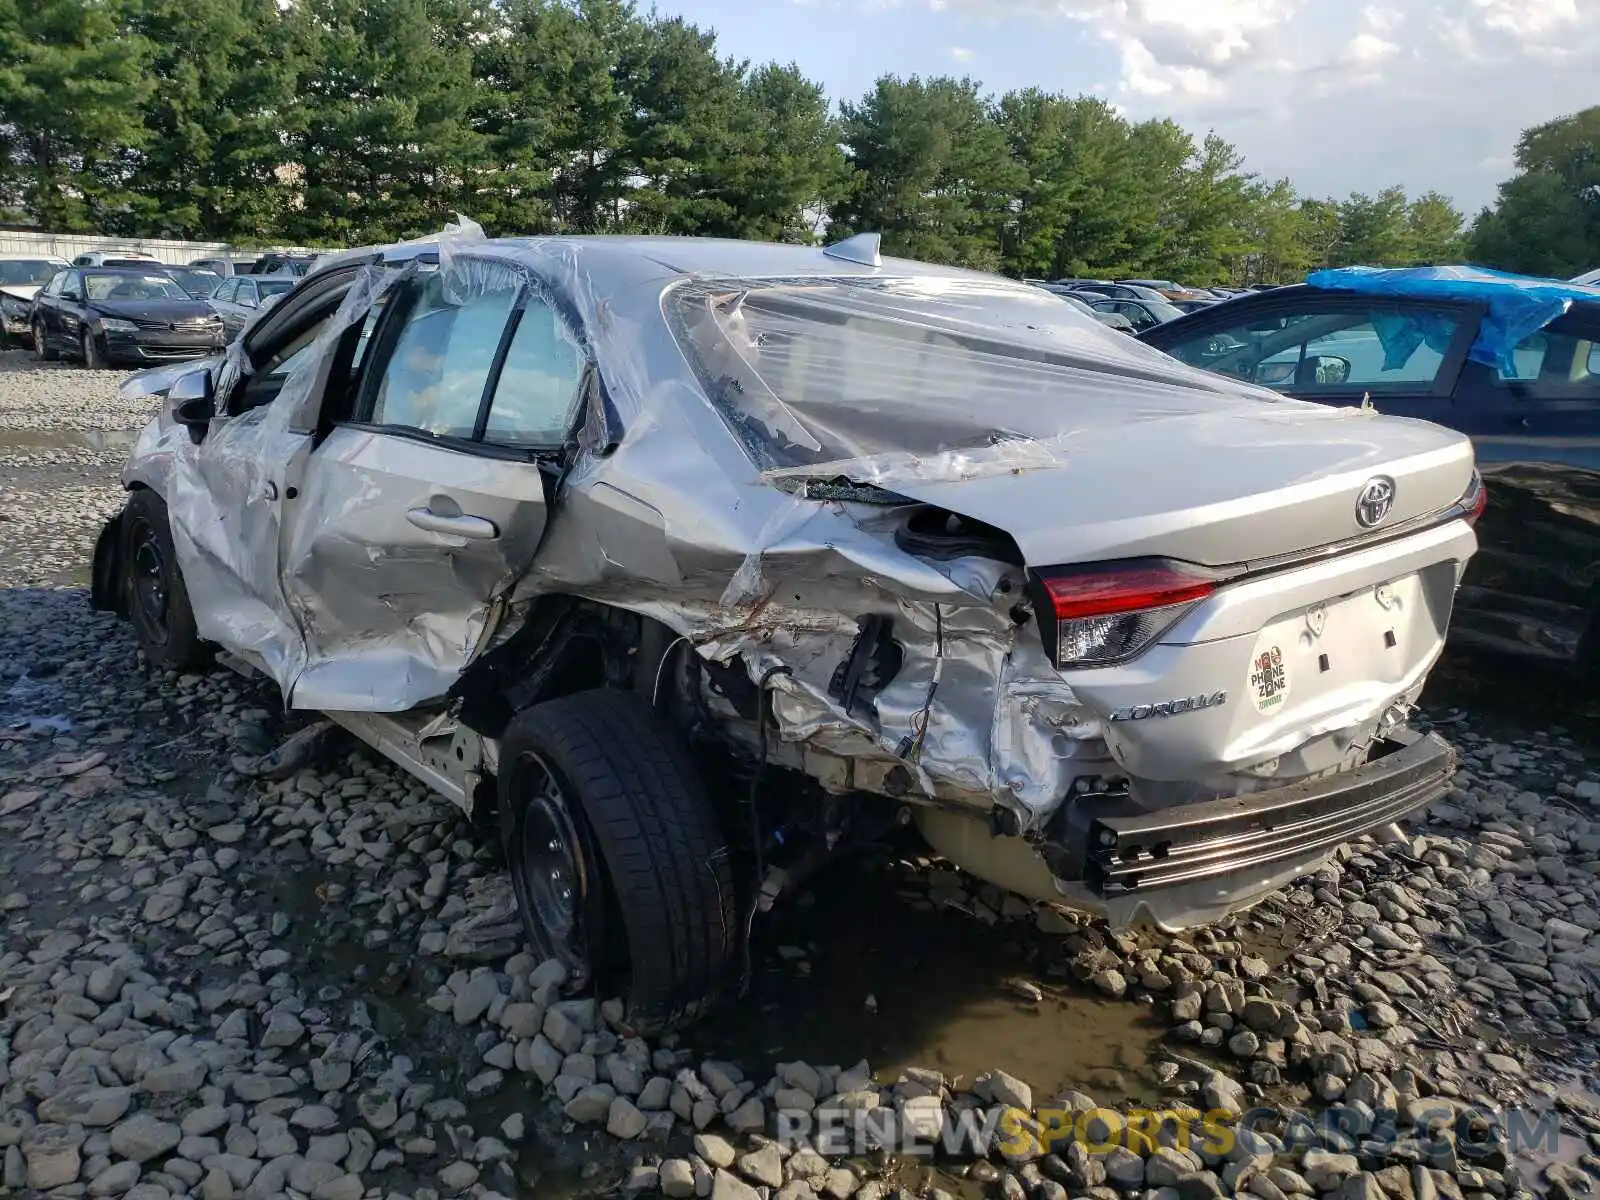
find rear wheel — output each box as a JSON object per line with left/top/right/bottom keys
{"left": 497, "top": 690, "right": 736, "bottom": 1033}
{"left": 33, "top": 321, "right": 57, "bottom": 362}
{"left": 121, "top": 490, "right": 211, "bottom": 671}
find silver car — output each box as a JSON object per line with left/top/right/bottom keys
{"left": 207, "top": 274, "right": 297, "bottom": 339}
{"left": 91, "top": 227, "right": 1482, "bottom": 1031}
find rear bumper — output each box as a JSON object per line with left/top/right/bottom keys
{"left": 1084, "top": 727, "right": 1454, "bottom": 897}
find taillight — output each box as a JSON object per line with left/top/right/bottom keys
{"left": 1462, "top": 471, "right": 1487, "bottom": 527}
{"left": 1030, "top": 559, "right": 1221, "bottom": 669}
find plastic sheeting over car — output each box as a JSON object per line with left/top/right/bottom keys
{"left": 1306, "top": 264, "right": 1600, "bottom": 375}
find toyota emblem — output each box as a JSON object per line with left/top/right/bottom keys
{"left": 1355, "top": 476, "right": 1395, "bottom": 528}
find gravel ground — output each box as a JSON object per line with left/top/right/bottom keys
{"left": 2, "top": 348, "right": 1599, "bottom": 1200}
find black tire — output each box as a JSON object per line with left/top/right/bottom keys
{"left": 33, "top": 321, "right": 57, "bottom": 362}
{"left": 121, "top": 490, "right": 212, "bottom": 671}
{"left": 81, "top": 329, "right": 105, "bottom": 369}
{"left": 498, "top": 690, "right": 736, "bottom": 1033}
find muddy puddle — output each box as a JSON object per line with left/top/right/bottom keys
{"left": 708, "top": 852, "right": 1173, "bottom": 1108}
{"left": 0, "top": 426, "right": 140, "bottom": 454}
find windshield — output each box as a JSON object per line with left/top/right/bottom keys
{"left": 1144, "top": 299, "right": 1185, "bottom": 323}
{"left": 84, "top": 273, "right": 191, "bottom": 302}
{"left": 667, "top": 276, "right": 1269, "bottom": 475}
{"left": 257, "top": 279, "right": 296, "bottom": 298}
{"left": 0, "top": 260, "right": 61, "bottom": 286}
{"left": 171, "top": 270, "right": 220, "bottom": 293}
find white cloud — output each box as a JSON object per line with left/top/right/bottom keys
{"left": 810, "top": 0, "right": 1598, "bottom": 207}
{"left": 981, "top": 0, "right": 1595, "bottom": 207}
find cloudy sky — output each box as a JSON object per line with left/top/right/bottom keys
{"left": 665, "top": 0, "right": 1599, "bottom": 213}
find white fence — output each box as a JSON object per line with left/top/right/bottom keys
{"left": 0, "top": 228, "right": 320, "bottom": 266}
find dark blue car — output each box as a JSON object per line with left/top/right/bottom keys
{"left": 1140, "top": 268, "right": 1600, "bottom": 676}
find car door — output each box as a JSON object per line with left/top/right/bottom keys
{"left": 32, "top": 272, "right": 65, "bottom": 343}
{"left": 1446, "top": 309, "right": 1600, "bottom": 664}
{"left": 233, "top": 279, "right": 260, "bottom": 332}
{"left": 50, "top": 271, "right": 89, "bottom": 346}
{"left": 276, "top": 257, "right": 589, "bottom": 711}
{"left": 209, "top": 279, "right": 239, "bottom": 334}
{"left": 1140, "top": 290, "right": 1481, "bottom": 425}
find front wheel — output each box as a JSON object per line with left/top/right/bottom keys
{"left": 81, "top": 329, "right": 106, "bottom": 369}
{"left": 121, "top": 490, "right": 211, "bottom": 671}
{"left": 497, "top": 690, "right": 736, "bottom": 1033}
{"left": 33, "top": 321, "right": 58, "bottom": 362}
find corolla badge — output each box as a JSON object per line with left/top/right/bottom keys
{"left": 1109, "top": 691, "right": 1227, "bottom": 721}
{"left": 1355, "top": 476, "right": 1395, "bottom": 529}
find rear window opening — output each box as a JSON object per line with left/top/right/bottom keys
{"left": 665, "top": 276, "right": 1268, "bottom": 476}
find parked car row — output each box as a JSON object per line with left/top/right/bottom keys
{"left": 1, "top": 250, "right": 331, "bottom": 366}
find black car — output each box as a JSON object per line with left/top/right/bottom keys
{"left": 31, "top": 267, "right": 227, "bottom": 367}
{"left": 1139, "top": 277, "right": 1600, "bottom": 675}
{"left": 249, "top": 251, "right": 318, "bottom": 277}
{"left": 162, "top": 266, "right": 224, "bottom": 299}
{"left": 1087, "top": 296, "right": 1184, "bottom": 332}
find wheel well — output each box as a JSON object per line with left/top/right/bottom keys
{"left": 454, "top": 597, "right": 666, "bottom": 739}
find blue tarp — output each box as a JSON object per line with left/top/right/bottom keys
{"left": 1305, "top": 264, "right": 1600, "bottom": 375}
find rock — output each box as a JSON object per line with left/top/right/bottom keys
{"left": 543, "top": 1006, "right": 584, "bottom": 1055}
{"left": 727, "top": 1097, "right": 766, "bottom": 1133}
{"left": 1147, "top": 1148, "right": 1196, "bottom": 1188}
{"left": 712, "top": 1169, "right": 762, "bottom": 1200}
{"left": 453, "top": 973, "right": 502, "bottom": 1025}
{"left": 23, "top": 1125, "right": 82, "bottom": 1190}
{"left": 311, "top": 1175, "right": 363, "bottom": 1200}
{"left": 738, "top": 1144, "right": 785, "bottom": 1188}
{"left": 638, "top": 1076, "right": 672, "bottom": 1111}
{"left": 90, "top": 1159, "right": 142, "bottom": 1196}
{"left": 987, "top": 1069, "right": 1034, "bottom": 1112}
{"left": 660, "top": 1158, "right": 697, "bottom": 1198}
{"left": 291, "top": 1105, "right": 340, "bottom": 1132}
{"left": 1176, "top": 1172, "right": 1227, "bottom": 1200}
{"left": 357, "top": 1089, "right": 399, "bottom": 1130}
{"left": 182, "top": 1107, "right": 230, "bottom": 1137}
{"left": 261, "top": 1011, "right": 305, "bottom": 1048}
{"left": 564, "top": 1084, "right": 617, "bottom": 1124}
{"left": 111, "top": 1113, "right": 183, "bottom": 1162}
{"left": 145, "top": 1057, "right": 208, "bottom": 1096}
{"left": 38, "top": 1086, "right": 133, "bottom": 1127}
{"left": 521, "top": 1034, "right": 564, "bottom": 1084}
{"left": 87, "top": 965, "right": 128, "bottom": 1003}
{"left": 1091, "top": 968, "right": 1128, "bottom": 998}
{"left": 778, "top": 1062, "right": 822, "bottom": 1098}
{"left": 1105, "top": 1147, "right": 1146, "bottom": 1188}
{"left": 694, "top": 1133, "right": 738, "bottom": 1169}
{"left": 439, "top": 1161, "right": 479, "bottom": 1191}
{"left": 607, "top": 1097, "right": 648, "bottom": 1140}
{"left": 1302, "top": 1150, "right": 1361, "bottom": 1190}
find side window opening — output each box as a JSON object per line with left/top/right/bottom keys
{"left": 1165, "top": 305, "right": 1464, "bottom": 392}
{"left": 1491, "top": 316, "right": 1600, "bottom": 395}
{"left": 481, "top": 298, "right": 587, "bottom": 448}
{"left": 364, "top": 264, "right": 522, "bottom": 440}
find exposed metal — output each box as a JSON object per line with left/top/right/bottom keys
{"left": 103, "top": 220, "right": 1484, "bottom": 930}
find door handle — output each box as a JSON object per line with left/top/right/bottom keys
{"left": 406, "top": 506, "right": 498, "bottom": 540}
{"left": 1508, "top": 415, "right": 1530, "bottom": 430}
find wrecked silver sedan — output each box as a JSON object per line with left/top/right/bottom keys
{"left": 91, "top": 224, "right": 1482, "bottom": 1030}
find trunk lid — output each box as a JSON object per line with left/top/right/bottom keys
{"left": 886, "top": 407, "right": 1474, "bottom": 568}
